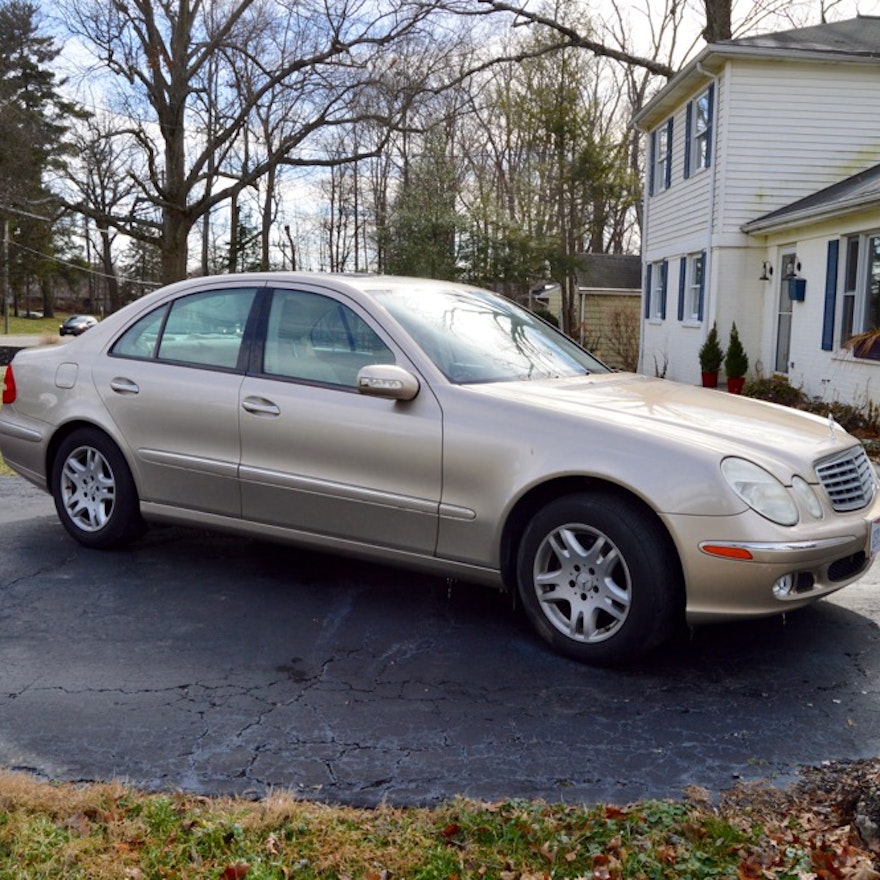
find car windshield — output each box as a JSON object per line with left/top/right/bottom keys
{"left": 373, "top": 285, "right": 608, "bottom": 384}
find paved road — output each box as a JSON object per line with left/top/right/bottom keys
{"left": 2, "top": 473, "right": 879, "bottom": 806}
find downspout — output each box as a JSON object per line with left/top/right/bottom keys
{"left": 697, "top": 61, "right": 719, "bottom": 344}
{"left": 638, "top": 159, "right": 649, "bottom": 374}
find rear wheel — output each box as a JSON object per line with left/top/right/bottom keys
{"left": 517, "top": 493, "right": 682, "bottom": 665}
{"left": 51, "top": 427, "right": 145, "bottom": 549}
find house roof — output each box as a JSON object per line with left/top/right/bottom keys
{"left": 574, "top": 254, "right": 641, "bottom": 290}
{"left": 729, "top": 16, "right": 880, "bottom": 58}
{"left": 633, "top": 15, "right": 880, "bottom": 130}
{"left": 742, "top": 162, "right": 880, "bottom": 234}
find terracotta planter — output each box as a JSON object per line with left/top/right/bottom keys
{"left": 727, "top": 376, "right": 746, "bottom": 394}
{"left": 701, "top": 371, "right": 719, "bottom": 388}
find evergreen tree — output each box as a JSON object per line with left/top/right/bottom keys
{"left": 0, "top": 0, "right": 83, "bottom": 315}
{"left": 0, "top": 1, "right": 79, "bottom": 202}
{"left": 385, "top": 138, "right": 463, "bottom": 280}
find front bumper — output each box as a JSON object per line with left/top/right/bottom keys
{"left": 665, "top": 497, "right": 880, "bottom": 623}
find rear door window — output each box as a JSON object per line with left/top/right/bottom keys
{"left": 112, "top": 288, "right": 258, "bottom": 370}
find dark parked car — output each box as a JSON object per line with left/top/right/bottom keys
{"left": 59, "top": 315, "right": 98, "bottom": 336}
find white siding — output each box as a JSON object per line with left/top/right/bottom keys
{"left": 721, "top": 61, "right": 880, "bottom": 233}
{"left": 643, "top": 85, "right": 716, "bottom": 261}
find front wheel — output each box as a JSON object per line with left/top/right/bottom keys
{"left": 517, "top": 493, "right": 682, "bottom": 665}
{"left": 51, "top": 427, "right": 145, "bottom": 549}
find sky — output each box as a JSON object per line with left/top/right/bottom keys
{"left": 590, "top": 0, "right": 880, "bottom": 68}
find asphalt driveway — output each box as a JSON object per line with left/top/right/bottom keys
{"left": 2, "top": 473, "right": 879, "bottom": 806}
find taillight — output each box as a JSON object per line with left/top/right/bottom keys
{"left": 2, "top": 364, "right": 16, "bottom": 404}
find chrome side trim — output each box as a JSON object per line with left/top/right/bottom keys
{"left": 138, "top": 448, "right": 239, "bottom": 479}
{"left": 699, "top": 536, "right": 855, "bottom": 555}
{"left": 239, "top": 465, "right": 439, "bottom": 516}
{"left": 439, "top": 503, "right": 476, "bottom": 521}
{"left": 0, "top": 419, "right": 43, "bottom": 443}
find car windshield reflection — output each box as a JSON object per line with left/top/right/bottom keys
{"left": 373, "top": 286, "right": 608, "bottom": 384}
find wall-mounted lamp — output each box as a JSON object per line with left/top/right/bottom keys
{"left": 784, "top": 256, "right": 801, "bottom": 279}
{"left": 759, "top": 261, "right": 774, "bottom": 281}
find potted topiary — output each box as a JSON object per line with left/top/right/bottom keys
{"left": 698, "top": 322, "right": 724, "bottom": 388}
{"left": 724, "top": 322, "right": 749, "bottom": 393}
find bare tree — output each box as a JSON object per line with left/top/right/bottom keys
{"left": 58, "top": 0, "right": 452, "bottom": 284}
{"left": 66, "top": 114, "right": 145, "bottom": 311}
{"left": 469, "top": 0, "right": 677, "bottom": 77}
{"left": 469, "top": 0, "right": 865, "bottom": 78}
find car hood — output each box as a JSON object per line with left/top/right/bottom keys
{"left": 466, "top": 372, "right": 855, "bottom": 474}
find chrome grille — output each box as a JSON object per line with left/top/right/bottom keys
{"left": 815, "top": 447, "right": 876, "bottom": 512}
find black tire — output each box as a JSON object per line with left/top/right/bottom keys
{"left": 51, "top": 427, "right": 145, "bottom": 549}
{"left": 516, "top": 492, "right": 682, "bottom": 666}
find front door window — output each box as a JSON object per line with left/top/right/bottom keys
{"left": 774, "top": 253, "right": 794, "bottom": 373}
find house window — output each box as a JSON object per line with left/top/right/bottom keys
{"left": 841, "top": 232, "right": 880, "bottom": 352}
{"left": 685, "top": 252, "right": 705, "bottom": 321}
{"left": 650, "top": 119, "right": 673, "bottom": 194}
{"left": 651, "top": 260, "right": 668, "bottom": 320}
{"left": 686, "top": 86, "right": 714, "bottom": 176}
{"left": 841, "top": 236, "right": 860, "bottom": 341}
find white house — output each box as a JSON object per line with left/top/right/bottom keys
{"left": 633, "top": 15, "right": 880, "bottom": 406}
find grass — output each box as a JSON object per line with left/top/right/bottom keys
{"left": 0, "top": 763, "right": 877, "bottom": 880}
{"left": 1, "top": 313, "right": 69, "bottom": 337}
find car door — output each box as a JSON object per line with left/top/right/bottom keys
{"left": 93, "top": 286, "right": 260, "bottom": 516}
{"left": 238, "top": 286, "right": 443, "bottom": 554}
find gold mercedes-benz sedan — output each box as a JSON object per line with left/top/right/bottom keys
{"left": 2, "top": 273, "right": 878, "bottom": 664}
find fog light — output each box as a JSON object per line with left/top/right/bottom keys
{"left": 772, "top": 574, "right": 795, "bottom": 597}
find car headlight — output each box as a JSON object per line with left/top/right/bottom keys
{"left": 721, "top": 457, "right": 798, "bottom": 526}
{"left": 791, "top": 475, "right": 824, "bottom": 520}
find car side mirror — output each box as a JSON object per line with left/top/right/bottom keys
{"left": 356, "top": 364, "right": 420, "bottom": 401}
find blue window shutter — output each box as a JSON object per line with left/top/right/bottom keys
{"left": 822, "top": 240, "right": 839, "bottom": 351}
{"left": 644, "top": 263, "right": 653, "bottom": 318}
{"left": 648, "top": 131, "right": 656, "bottom": 196}
{"left": 684, "top": 103, "right": 692, "bottom": 180}
{"left": 697, "top": 253, "right": 706, "bottom": 321}
{"left": 664, "top": 119, "right": 673, "bottom": 189}
{"left": 705, "top": 83, "right": 715, "bottom": 168}
{"left": 660, "top": 261, "right": 668, "bottom": 319}
{"left": 677, "top": 256, "right": 686, "bottom": 320}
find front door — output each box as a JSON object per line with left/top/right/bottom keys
{"left": 238, "top": 286, "right": 443, "bottom": 554}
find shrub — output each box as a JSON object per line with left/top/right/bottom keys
{"left": 724, "top": 322, "right": 748, "bottom": 378}
{"left": 745, "top": 376, "right": 880, "bottom": 439}
{"left": 698, "top": 322, "right": 724, "bottom": 373}
{"left": 743, "top": 375, "right": 810, "bottom": 408}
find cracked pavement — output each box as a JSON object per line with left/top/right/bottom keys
{"left": 2, "top": 474, "right": 880, "bottom": 806}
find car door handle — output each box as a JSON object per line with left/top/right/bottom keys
{"left": 110, "top": 378, "right": 140, "bottom": 395}
{"left": 242, "top": 396, "right": 281, "bottom": 417}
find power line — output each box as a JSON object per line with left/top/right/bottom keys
{"left": 8, "top": 239, "right": 159, "bottom": 288}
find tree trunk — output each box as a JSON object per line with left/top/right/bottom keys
{"left": 260, "top": 168, "right": 276, "bottom": 272}
{"left": 161, "top": 208, "right": 193, "bottom": 283}
{"left": 703, "top": 0, "right": 732, "bottom": 42}
{"left": 97, "top": 221, "right": 120, "bottom": 312}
